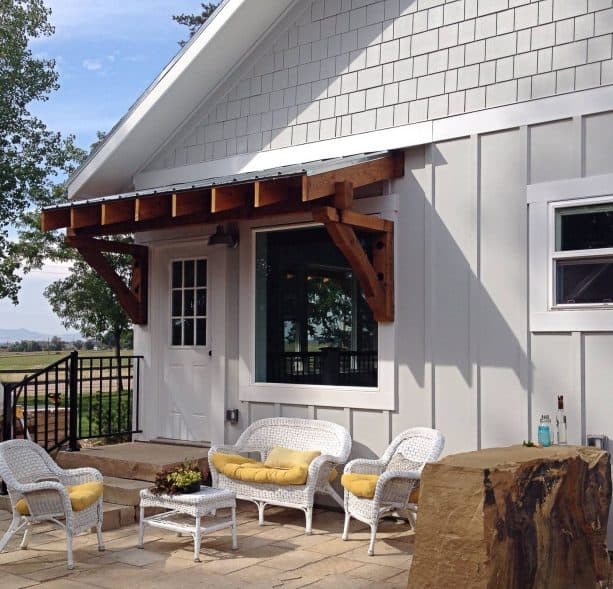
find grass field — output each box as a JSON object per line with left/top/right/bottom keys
{"left": 0, "top": 350, "right": 135, "bottom": 383}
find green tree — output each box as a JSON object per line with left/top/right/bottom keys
{"left": 0, "top": 0, "right": 83, "bottom": 302}
{"left": 173, "top": 2, "right": 219, "bottom": 46}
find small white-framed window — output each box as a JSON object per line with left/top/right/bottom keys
{"left": 549, "top": 196, "right": 613, "bottom": 309}
{"left": 170, "top": 258, "right": 208, "bottom": 346}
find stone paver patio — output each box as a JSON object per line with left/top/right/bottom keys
{"left": 0, "top": 502, "right": 413, "bottom": 588}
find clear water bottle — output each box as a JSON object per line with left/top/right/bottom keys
{"left": 538, "top": 415, "right": 552, "bottom": 447}
{"left": 556, "top": 395, "right": 567, "bottom": 445}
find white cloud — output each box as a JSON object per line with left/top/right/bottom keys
{"left": 82, "top": 58, "right": 103, "bottom": 71}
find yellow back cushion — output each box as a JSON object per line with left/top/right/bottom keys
{"left": 264, "top": 446, "right": 320, "bottom": 469}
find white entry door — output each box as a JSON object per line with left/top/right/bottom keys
{"left": 158, "top": 245, "right": 212, "bottom": 442}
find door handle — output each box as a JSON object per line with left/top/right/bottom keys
{"left": 208, "top": 350, "right": 212, "bottom": 357}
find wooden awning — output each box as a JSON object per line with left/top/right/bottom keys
{"left": 42, "top": 151, "right": 403, "bottom": 325}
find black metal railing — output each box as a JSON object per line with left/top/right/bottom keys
{"left": 1, "top": 351, "right": 143, "bottom": 454}
{"left": 269, "top": 349, "right": 377, "bottom": 387}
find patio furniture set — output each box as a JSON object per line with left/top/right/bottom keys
{"left": 0, "top": 417, "right": 444, "bottom": 568}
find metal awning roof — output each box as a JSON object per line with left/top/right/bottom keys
{"left": 41, "top": 151, "right": 404, "bottom": 236}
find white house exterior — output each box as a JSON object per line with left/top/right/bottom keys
{"left": 56, "top": 0, "right": 613, "bottom": 470}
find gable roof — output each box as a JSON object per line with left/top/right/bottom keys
{"left": 67, "top": 0, "right": 296, "bottom": 200}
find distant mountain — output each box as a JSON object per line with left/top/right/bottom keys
{"left": 0, "top": 329, "right": 81, "bottom": 343}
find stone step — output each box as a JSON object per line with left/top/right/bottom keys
{"left": 103, "top": 476, "right": 151, "bottom": 507}
{"left": 99, "top": 502, "right": 136, "bottom": 532}
{"left": 57, "top": 442, "right": 210, "bottom": 482}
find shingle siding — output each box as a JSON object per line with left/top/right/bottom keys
{"left": 147, "top": 0, "right": 613, "bottom": 171}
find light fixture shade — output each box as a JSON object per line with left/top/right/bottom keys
{"left": 208, "top": 224, "right": 238, "bottom": 248}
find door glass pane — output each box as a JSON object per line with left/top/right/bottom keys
{"left": 172, "top": 261, "right": 182, "bottom": 288}
{"left": 196, "top": 288, "right": 207, "bottom": 316}
{"left": 255, "top": 227, "right": 377, "bottom": 387}
{"left": 196, "top": 260, "right": 207, "bottom": 287}
{"left": 171, "top": 319, "right": 182, "bottom": 346}
{"left": 556, "top": 258, "right": 613, "bottom": 304}
{"left": 183, "top": 319, "right": 194, "bottom": 346}
{"left": 556, "top": 203, "right": 613, "bottom": 251}
{"left": 184, "top": 289, "right": 195, "bottom": 316}
{"left": 171, "top": 291, "right": 182, "bottom": 317}
{"left": 196, "top": 318, "right": 206, "bottom": 346}
{"left": 184, "top": 260, "right": 195, "bottom": 287}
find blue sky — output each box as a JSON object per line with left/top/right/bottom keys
{"left": 0, "top": 0, "right": 207, "bottom": 336}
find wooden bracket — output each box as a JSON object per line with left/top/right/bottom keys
{"left": 65, "top": 236, "right": 149, "bottom": 325}
{"left": 313, "top": 182, "right": 394, "bottom": 322}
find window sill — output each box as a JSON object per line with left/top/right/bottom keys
{"left": 239, "top": 381, "right": 395, "bottom": 410}
{"left": 531, "top": 309, "right": 613, "bottom": 332}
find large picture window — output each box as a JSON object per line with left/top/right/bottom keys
{"left": 552, "top": 199, "right": 613, "bottom": 306}
{"left": 255, "top": 226, "right": 377, "bottom": 387}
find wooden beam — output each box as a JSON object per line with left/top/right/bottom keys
{"left": 302, "top": 151, "right": 405, "bottom": 201}
{"left": 135, "top": 195, "right": 171, "bottom": 222}
{"left": 340, "top": 209, "right": 393, "bottom": 233}
{"left": 334, "top": 181, "right": 353, "bottom": 210}
{"left": 101, "top": 199, "right": 134, "bottom": 225}
{"left": 254, "top": 177, "right": 300, "bottom": 208}
{"left": 211, "top": 184, "right": 252, "bottom": 213}
{"left": 65, "top": 236, "right": 147, "bottom": 256}
{"left": 172, "top": 190, "right": 209, "bottom": 218}
{"left": 67, "top": 237, "right": 148, "bottom": 325}
{"left": 40, "top": 208, "right": 70, "bottom": 232}
{"left": 372, "top": 228, "right": 394, "bottom": 322}
{"left": 324, "top": 221, "right": 384, "bottom": 314}
{"left": 70, "top": 205, "right": 101, "bottom": 230}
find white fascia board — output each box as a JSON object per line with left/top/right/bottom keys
{"left": 135, "top": 85, "right": 613, "bottom": 192}
{"left": 67, "top": 0, "right": 295, "bottom": 200}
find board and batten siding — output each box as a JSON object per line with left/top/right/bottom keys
{"left": 237, "top": 109, "right": 613, "bottom": 459}
{"left": 142, "top": 0, "right": 613, "bottom": 175}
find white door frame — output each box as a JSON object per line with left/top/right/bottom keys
{"left": 148, "top": 236, "right": 226, "bottom": 445}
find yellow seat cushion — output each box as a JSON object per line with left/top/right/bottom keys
{"left": 264, "top": 446, "right": 321, "bottom": 469}
{"left": 15, "top": 481, "right": 103, "bottom": 516}
{"left": 221, "top": 461, "right": 309, "bottom": 485}
{"left": 342, "top": 474, "right": 421, "bottom": 502}
{"left": 210, "top": 452, "right": 256, "bottom": 472}
{"left": 341, "top": 473, "right": 379, "bottom": 498}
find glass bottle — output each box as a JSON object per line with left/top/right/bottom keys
{"left": 556, "top": 395, "right": 568, "bottom": 445}
{"left": 537, "top": 414, "right": 552, "bottom": 447}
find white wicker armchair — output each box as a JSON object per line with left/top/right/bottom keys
{"left": 209, "top": 417, "right": 352, "bottom": 533}
{"left": 342, "top": 427, "right": 444, "bottom": 555}
{"left": 0, "top": 439, "right": 105, "bottom": 569}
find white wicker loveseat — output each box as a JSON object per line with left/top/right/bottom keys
{"left": 209, "top": 417, "right": 352, "bottom": 533}
{"left": 0, "top": 439, "right": 105, "bottom": 569}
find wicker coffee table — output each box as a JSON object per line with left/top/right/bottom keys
{"left": 137, "top": 486, "right": 237, "bottom": 561}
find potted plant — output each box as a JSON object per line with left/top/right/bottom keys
{"left": 151, "top": 461, "right": 203, "bottom": 495}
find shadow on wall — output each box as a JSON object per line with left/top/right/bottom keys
{"left": 397, "top": 140, "right": 530, "bottom": 394}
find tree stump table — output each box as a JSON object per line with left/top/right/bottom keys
{"left": 408, "top": 445, "right": 611, "bottom": 589}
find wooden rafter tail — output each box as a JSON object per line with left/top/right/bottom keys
{"left": 254, "top": 177, "right": 301, "bottom": 208}
{"left": 66, "top": 236, "right": 148, "bottom": 325}
{"left": 41, "top": 208, "right": 70, "bottom": 232}
{"left": 135, "top": 195, "right": 171, "bottom": 222}
{"left": 302, "top": 151, "right": 405, "bottom": 202}
{"left": 172, "top": 190, "right": 210, "bottom": 218}
{"left": 211, "top": 183, "right": 253, "bottom": 214}
{"left": 102, "top": 199, "right": 134, "bottom": 225}
{"left": 71, "top": 205, "right": 101, "bottom": 230}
